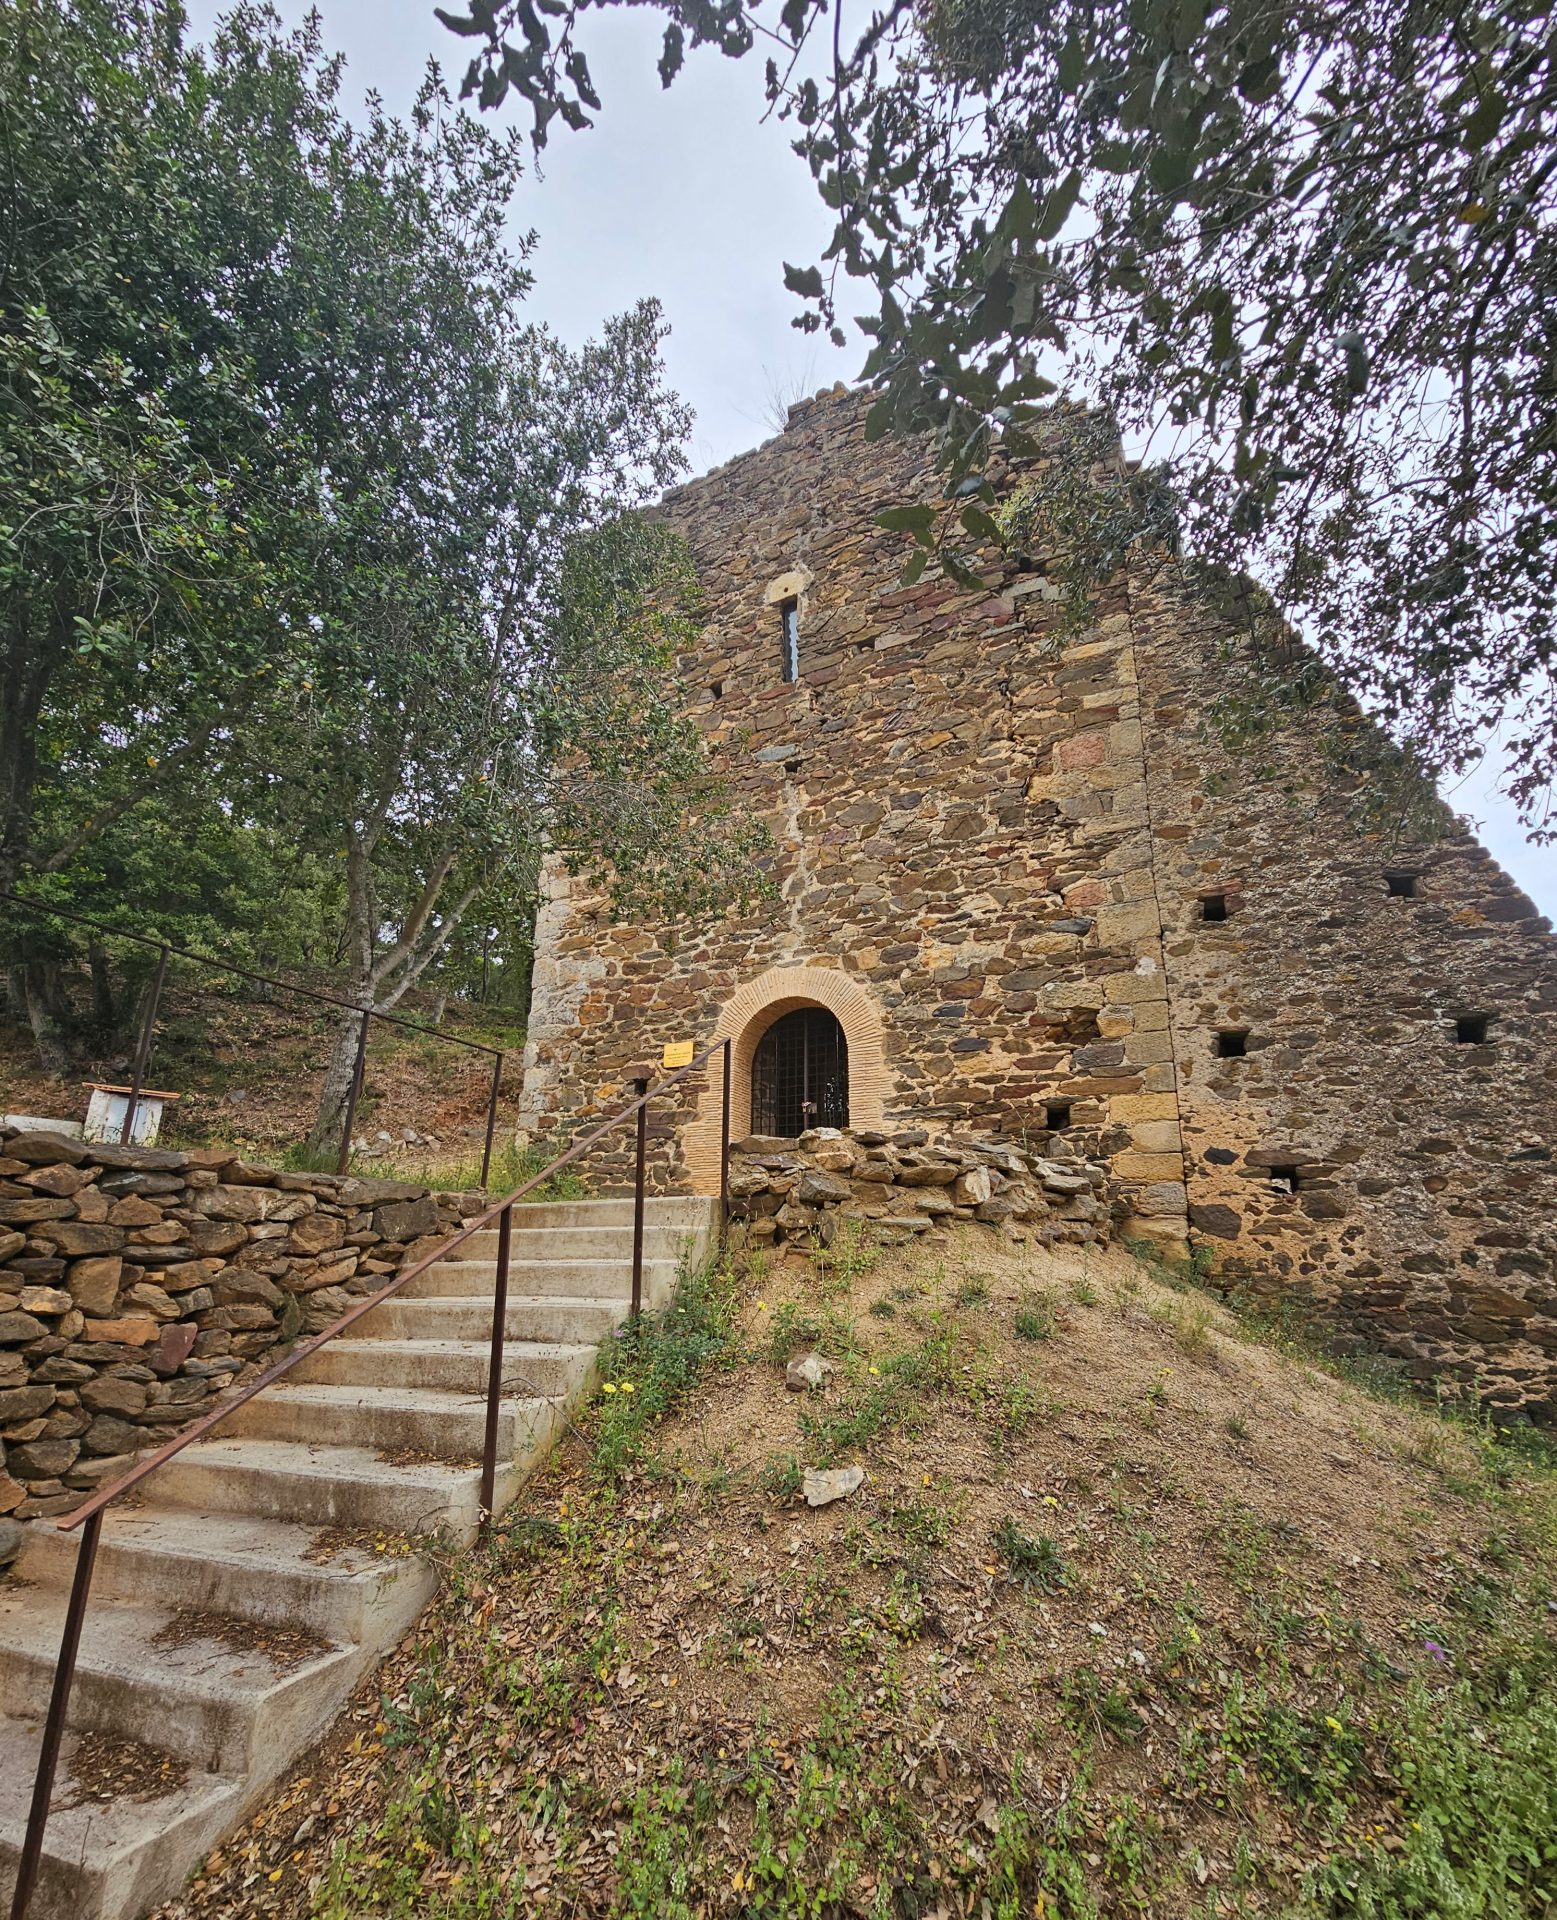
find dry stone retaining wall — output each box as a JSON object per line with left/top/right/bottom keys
{"left": 725, "top": 1124, "right": 1116, "bottom": 1253}
{"left": 0, "top": 1125, "right": 485, "bottom": 1522}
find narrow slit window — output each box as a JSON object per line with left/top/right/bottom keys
{"left": 1044, "top": 1099, "right": 1073, "bottom": 1131}
{"left": 1455, "top": 1013, "right": 1492, "bottom": 1045}
{"left": 1385, "top": 872, "right": 1420, "bottom": 898}
{"left": 1200, "top": 894, "right": 1229, "bottom": 923}
{"left": 710, "top": 681, "right": 724, "bottom": 701}
{"left": 1215, "top": 1029, "right": 1249, "bottom": 1059}
{"left": 779, "top": 597, "right": 800, "bottom": 683}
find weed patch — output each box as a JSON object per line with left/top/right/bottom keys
{"left": 994, "top": 1518, "right": 1070, "bottom": 1592}
{"left": 590, "top": 1252, "right": 741, "bottom": 1477}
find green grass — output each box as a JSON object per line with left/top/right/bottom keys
{"left": 807, "top": 1216, "right": 883, "bottom": 1298}
{"left": 993, "top": 1518, "right": 1070, "bottom": 1592}
{"left": 275, "top": 1133, "right": 589, "bottom": 1199}
{"left": 765, "top": 1301, "right": 823, "bottom": 1363}
{"left": 589, "top": 1251, "right": 743, "bottom": 1478}
{"left": 1014, "top": 1290, "right": 1058, "bottom": 1342}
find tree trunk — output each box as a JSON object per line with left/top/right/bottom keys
{"left": 8, "top": 960, "right": 74, "bottom": 1077}
{"left": 302, "top": 834, "right": 487, "bottom": 1165}
{"left": 88, "top": 944, "right": 117, "bottom": 1032}
{"left": 305, "top": 1007, "right": 368, "bottom": 1167}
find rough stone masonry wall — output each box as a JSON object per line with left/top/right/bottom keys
{"left": 522, "top": 390, "right": 1557, "bottom": 1421}
{"left": 1130, "top": 574, "right": 1557, "bottom": 1422}
{"left": 521, "top": 390, "right": 1190, "bottom": 1244}
{"left": 0, "top": 1126, "right": 485, "bottom": 1521}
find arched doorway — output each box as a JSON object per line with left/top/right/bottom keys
{"left": 682, "top": 965, "right": 888, "bottom": 1192}
{"left": 751, "top": 1006, "right": 849, "bottom": 1136}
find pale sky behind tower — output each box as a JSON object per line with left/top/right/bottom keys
{"left": 186, "top": 0, "right": 1553, "bottom": 914}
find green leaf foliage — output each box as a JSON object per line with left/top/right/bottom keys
{"left": 3, "top": 1, "right": 762, "bottom": 1145}
{"left": 446, "top": 0, "right": 1557, "bottom": 836}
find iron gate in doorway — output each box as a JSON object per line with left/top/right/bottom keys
{"left": 750, "top": 1006, "right": 849, "bottom": 1136}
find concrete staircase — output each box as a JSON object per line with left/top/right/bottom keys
{"left": 0, "top": 1196, "right": 717, "bottom": 1920}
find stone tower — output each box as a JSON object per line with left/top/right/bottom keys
{"left": 521, "top": 390, "right": 1557, "bottom": 1423}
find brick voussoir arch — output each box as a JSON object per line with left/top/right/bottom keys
{"left": 684, "top": 966, "right": 889, "bottom": 1194}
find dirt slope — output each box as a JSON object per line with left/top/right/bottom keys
{"left": 157, "top": 1230, "right": 1557, "bottom": 1920}
{"left": 1, "top": 981, "right": 522, "bottom": 1175}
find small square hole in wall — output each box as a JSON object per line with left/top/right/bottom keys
{"left": 783, "top": 759, "right": 802, "bottom": 776}
{"left": 1455, "top": 1013, "right": 1493, "bottom": 1045}
{"left": 1267, "top": 1164, "right": 1301, "bottom": 1194}
{"left": 710, "top": 681, "right": 724, "bottom": 701}
{"left": 1385, "top": 872, "right": 1420, "bottom": 898}
{"left": 1215, "top": 1029, "right": 1249, "bottom": 1058}
{"left": 1044, "top": 1100, "right": 1073, "bottom": 1131}
{"left": 1200, "top": 893, "right": 1229, "bottom": 922}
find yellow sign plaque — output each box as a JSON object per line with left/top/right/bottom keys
{"left": 662, "top": 1039, "right": 696, "bottom": 1070}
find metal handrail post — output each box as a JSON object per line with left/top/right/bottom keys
{"left": 120, "top": 946, "right": 170, "bottom": 1146}
{"left": 10, "top": 1509, "right": 103, "bottom": 1920}
{"left": 335, "top": 1009, "right": 371, "bottom": 1177}
{"left": 720, "top": 1038, "right": 732, "bottom": 1241}
{"left": 630, "top": 1078, "right": 648, "bottom": 1320}
{"left": 479, "top": 1052, "right": 503, "bottom": 1190}
{"left": 477, "top": 1204, "right": 513, "bottom": 1537}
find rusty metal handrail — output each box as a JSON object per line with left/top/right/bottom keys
{"left": 8, "top": 1034, "right": 733, "bottom": 1920}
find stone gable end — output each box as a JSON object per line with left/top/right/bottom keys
{"left": 520, "top": 390, "right": 1557, "bottom": 1424}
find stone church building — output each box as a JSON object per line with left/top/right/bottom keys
{"left": 520, "top": 389, "right": 1557, "bottom": 1422}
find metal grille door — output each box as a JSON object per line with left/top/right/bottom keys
{"left": 750, "top": 1008, "right": 849, "bottom": 1136}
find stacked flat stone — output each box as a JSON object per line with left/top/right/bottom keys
{"left": 725, "top": 1124, "right": 1116, "bottom": 1250}
{"left": 0, "top": 1125, "right": 484, "bottom": 1520}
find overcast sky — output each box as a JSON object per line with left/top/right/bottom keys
{"left": 187, "top": 0, "right": 1552, "bottom": 913}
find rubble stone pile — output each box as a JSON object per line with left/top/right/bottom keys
{"left": 725, "top": 1124, "right": 1119, "bottom": 1251}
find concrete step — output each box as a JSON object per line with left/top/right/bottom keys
{"left": 507, "top": 1197, "right": 718, "bottom": 1231}
{"left": 0, "top": 1713, "right": 243, "bottom": 1920}
{"left": 14, "top": 1507, "right": 438, "bottom": 1645}
{"left": 404, "top": 1255, "right": 654, "bottom": 1301}
{"left": 224, "top": 1382, "right": 549, "bottom": 1460}
{"left": 0, "top": 1588, "right": 360, "bottom": 1776}
{"left": 145, "top": 1436, "right": 525, "bottom": 1542}
{"left": 296, "top": 1335, "right": 594, "bottom": 1399}
{"left": 345, "top": 1292, "right": 621, "bottom": 1348}
{"left": 0, "top": 1192, "right": 711, "bottom": 1920}
{"left": 457, "top": 1223, "right": 693, "bottom": 1263}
